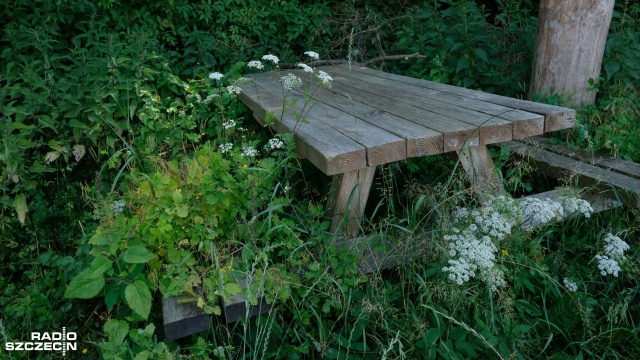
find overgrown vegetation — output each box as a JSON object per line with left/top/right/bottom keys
{"left": 1, "top": 0, "right": 639, "bottom": 359}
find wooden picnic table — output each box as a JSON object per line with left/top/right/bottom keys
{"left": 238, "top": 64, "right": 576, "bottom": 238}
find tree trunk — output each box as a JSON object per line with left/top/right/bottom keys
{"left": 530, "top": 0, "right": 615, "bottom": 106}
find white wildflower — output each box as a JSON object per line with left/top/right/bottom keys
{"left": 226, "top": 85, "right": 242, "bottom": 95}
{"left": 203, "top": 94, "right": 219, "bottom": 104}
{"left": 471, "top": 208, "right": 514, "bottom": 240}
{"left": 297, "top": 63, "right": 313, "bottom": 73}
{"left": 262, "top": 54, "right": 279, "bottom": 64}
{"left": 480, "top": 267, "right": 506, "bottom": 291}
{"left": 442, "top": 228, "right": 502, "bottom": 288}
{"left": 281, "top": 73, "right": 302, "bottom": 91}
{"left": 247, "top": 60, "right": 264, "bottom": 69}
{"left": 563, "top": 278, "right": 578, "bottom": 293}
{"left": 603, "top": 233, "right": 629, "bottom": 260}
{"left": 219, "top": 143, "right": 233, "bottom": 154}
{"left": 222, "top": 119, "right": 236, "bottom": 130}
{"left": 267, "top": 138, "right": 284, "bottom": 150}
{"left": 442, "top": 258, "right": 475, "bottom": 285}
{"left": 209, "top": 72, "right": 223, "bottom": 81}
{"left": 240, "top": 147, "right": 259, "bottom": 158}
{"left": 304, "top": 51, "right": 320, "bottom": 60}
{"left": 519, "top": 198, "right": 564, "bottom": 227}
{"left": 111, "top": 200, "right": 125, "bottom": 215}
{"left": 559, "top": 196, "right": 593, "bottom": 218}
{"left": 316, "top": 70, "right": 332, "bottom": 87}
{"left": 595, "top": 254, "right": 622, "bottom": 277}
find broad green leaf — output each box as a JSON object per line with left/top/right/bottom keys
{"left": 64, "top": 255, "right": 112, "bottom": 299}
{"left": 104, "top": 319, "right": 129, "bottom": 345}
{"left": 176, "top": 205, "right": 189, "bottom": 218}
{"left": 45, "top": 151, "right": 60, "bottom": 164}
{"left": 125, "top": 280, "right": 152, "bottom": 319}
{"left": 48, "top": 140, "right": 67, "bottom": 153}
{"left": 172, "top": 189, "right": 183, "bottom": 203}
{"left": 224, "top": 282, "right": 242, "bottom": 296}
{"left": 13, "top": 193, "right": 28, "bottom": 224}
{"left": 104, "top": 282, "right": 120, "bottom": 312}
{"left": 64, "top": 268, "right": 105, "bottom": 299}
{"left": 123, "top": 245, "right": 156, "bottom": 264}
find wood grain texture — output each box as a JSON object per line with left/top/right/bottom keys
{"left": 456, "top": 145, "right": 506, "bottom": 199}
{"left": 325, "top": 167, "right": 376, "bottom": 238}
{"left": 338, "top": 64, "right": 575, "bottom": 132}
{"left": 506, "top": 141, "right": 640, "bottom": 207}
{"left": 248, "top": 73, "right": 406, "bottom": 167}
{"left": 239, "top": 83, "right": 366, "bottom": 175}
{"left": 530, "top": 0, "right": 615, "bottom": 106}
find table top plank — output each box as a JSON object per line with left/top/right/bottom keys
{"left": 327, "top": 69, "right": 514, "bottom": 147}
{"left": 247, "top": 73, "right": 407, "bottom": 167}
{"left": 239, "top": 84, "right": 366, "bottom": 175}
{"left": 329, "top": 66, "right": 545, "bottom": 139}
{"left": 338, "top": 64, "right": 576, "bottom": 132}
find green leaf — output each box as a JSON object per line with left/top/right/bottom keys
{"left": 104, "top": 282, "right": 120, "bottom": 312}
{"left": 125, "top": 280, "right": 152, "bottom": 319}
{"left": 175, "top": 205, "right": 189, "bottom": 218}
{"left": 13, "top": 193, "right": 28, "bottom": 224}
{"left": 172, "top": 189, "right": 183, "bottom": 203}
{"left": 104, "top": 319, "right": 129, "bottom": 345}
{"left": 224, "top": 282, "right": 242, "bottom": 296}
{"left": 48, "top": 140, "right": 67, "bottom": 153}
{"left": 456, "top": 58, "right": 470, "bottom": 74}
{"left": 64, "top": 255, "right": 112, "bottom": 299}
{"left": 123, "top": 245, "right": 156, "bottom": 264}
{"left": 64, "top": 268, "right": 105, "bottom": 299}
{"left": 472, "top": 48, "right": 488, "bottom": 63}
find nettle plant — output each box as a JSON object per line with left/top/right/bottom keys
{"left": 440, "top": 193, "right": 631, "bottom": 292}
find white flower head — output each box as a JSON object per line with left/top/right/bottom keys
{"left": 281, "top": 73, "right": 302, "bottom": 91}
{"left": 297, "top": 63, "right": 313, "bottom": 73}
{"left": 563, "top": 278, "right": 578, "bottom": 292}
{"left": 241, "top": 147, "right": 259, "bottom": 158}
{"left": 304, "top": 51, "right": 320, "bottom": 60}
{"left": 222, "top": 119, "right": 236, "bottom": 130}
{"left": 111, "top": 200, "right": 125, "bottom": 215}
{"left": 595, "top": 254, "right": 622, "bottom": 277}
{"left": 219, "top": 143, "right": 233, "bottom": 154}
{"left": 603, "top": 233, "right": 629, "bottom": 260}
{"left": 316, "top": 70, "right": 332, "bottom": 87}
{"left": 203, "top": 94, "right": 219, "bottom": 104}
{"left": 559, "top": 196, "right": 593, "bottom": 218}
{"left": 519, "top": 198, "right": 564, "bottom": 227}
{"left": 209, "top": 72, "right": 224, "bottom": 81}
{"left": 267, "top": 138, "right": 284, "bottom": 150}
{"left": 226, "top": 85, "right": 242, "bottom": 95}
{"left": 247, "top": 60, "right": 264, "bottom": 69}
{"left": 262, "top": 54, "right": 279, "bottom": 64}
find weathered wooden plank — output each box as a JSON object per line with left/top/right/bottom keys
{"left": 330, "top": 66, "right": 545, "bottom": 139}
{"left": 247, "top": 73, "right": 407, "bottom": 167}
{"left": 289, "top": 71, "right": 481, "bottom": 152}
{"left": 325, "top": 166, "right": 376, "bottom": 238}
{"left": 506, "top": 141, "right": 640, "bottom": 207}
{"left": 338, "top": 65, "right": 576, "bottom": 132}
{"left": 457, "top": 145, "right": 506, "bottom": 198}
{"left": 520, "top": 136, "right": 640, "bottom": 179}
{"left": 162, "top": 293, "right": 210, "bottom": 340}
{"left": 239, "top": 84, "right": 366, "bottom": 175}
{"left": 290, "top": 75, "right": 443, "bottom": 158}
{"left": 222, "top": 279, "right": 269, "bottom": 324}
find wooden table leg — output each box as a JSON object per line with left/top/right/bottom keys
{"left": 456, "top": 145, "right": 506, "bottom": 200}
{"left": 325, "top": 167, "right": 376, "bottom": 238}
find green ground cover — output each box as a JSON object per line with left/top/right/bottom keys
{"left": 1, "top": 0, "right": 639, "bottom": 358}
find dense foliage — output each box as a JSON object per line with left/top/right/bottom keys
{"left": 1, "top": 0, "right": 639, "bottom": 359}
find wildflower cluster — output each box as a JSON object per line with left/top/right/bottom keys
{"left": 111, "top": 200, "right": 125, "bottom": 215}
{"left": 595, "top": 233, "right": 630, "bottom": 277}
{"left": 222, "top": 119, "right": 236, "bottom": 130}
{"left": 226, "top": 85, "right": 242, "bottom": 95}
{"left": 267, "top": 138, "right": 284, "bottom": 151}
{"left": 219, "top": 143, "right": 233, "bottom": 154}
{"left": 443, "top": 195, "right": 595, "bottom": 289}
{"left": 563, "top": 278, "right": 578, "bottom": 292}
{"left": 281, "top": 73, "right": 303, "bottom": 91}
{"left": 208, "top": 72, "right": 223, "bottom": 81}
{"left": 247, "top": 60, "right": 264, "bottom": 69}
{"left": 316, "top": 70, "right": 332, "bottom": 87}
{"left": 261, "top": 54, "right": 279, "bottom": 64}
{"left": 240, "top": 147, "right": 259, "bottom": 158}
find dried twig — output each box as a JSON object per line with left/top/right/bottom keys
{"left": 279, "top": 52, "right": 424, "bottom": 68}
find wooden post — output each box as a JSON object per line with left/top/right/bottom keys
{"left": 530, "top": 0, "right": 615, "bottom": 106}
{"left": 457, "top": 145, "right": 505, "bottom": 200}
{"left": 325, "top": 167, "right": 376, "bottom": 238}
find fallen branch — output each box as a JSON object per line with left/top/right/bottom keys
{"left": 279, "top": 52, "right": 424, "bottom": 69}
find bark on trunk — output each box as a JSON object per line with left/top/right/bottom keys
{"left": 530, "top": 0, "right": 615, "bottom": 106}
